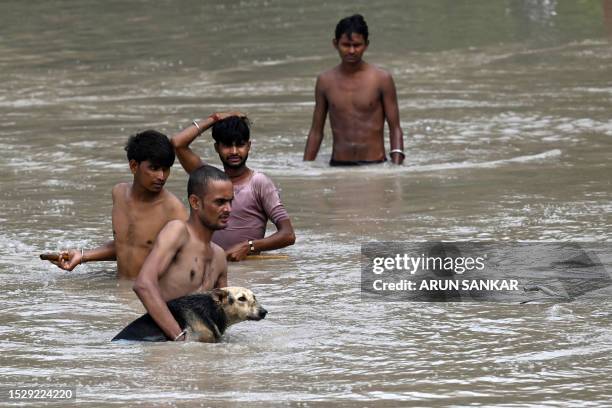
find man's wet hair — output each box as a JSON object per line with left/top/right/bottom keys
{"left": 335, "top": 14, "right": 369, "bottom": 42}
{"left": 211, "top": 116, "right": 250, "bottom": 145}
{"left": 188, "top": 165, "right": 230, "bottom": 199}
{"left": 125, "top": 130, "right": 175, "bottom": 168}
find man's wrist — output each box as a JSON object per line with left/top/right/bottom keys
{"left": 174, "top": 329, "right": 187, "bottom": 341}
{"left": 248, "top": 240, "right": 256, "bottom": 254}
{"left": 389, "top": 148, "right": 405, "bottom": 158}
{"left": 209, "top": 112, "right": 221, "bottom": 123}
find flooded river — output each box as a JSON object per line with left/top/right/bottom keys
{"left": 1, "top": 0, "right": 611, "bottom": 406}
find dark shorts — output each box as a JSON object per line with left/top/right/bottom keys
{"left": 329, "top": 157, "right": 388, "bottom": 167}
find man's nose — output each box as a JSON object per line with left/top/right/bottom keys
{"left": 231, "top": 145, "right": 238, "bottom": 154}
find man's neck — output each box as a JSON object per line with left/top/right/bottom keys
{"left": 130, "top": 183, "right": 162, "bottom": 202}
{"left": 187, "top": 213, "right": 213, "bottom": 243}
{"left": 223, "top": 164, "right": 252, "bottom": 184}
{"left": 339, "top": 60, "right": 366, "bottom": 75}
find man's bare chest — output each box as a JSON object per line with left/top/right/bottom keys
{"left": 326, "top": 83, "right": 382, "bottom": 113}
{"left": 112, "top": 203, "right": 168, "bottom": 245}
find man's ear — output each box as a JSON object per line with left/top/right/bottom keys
{"left": 188, "top": 194, "right": 200, "bottom": 210}
{"left": 211, "top": 288, "right": 228, "bottom": 304}
{"left": 129, "top": 160, "right": 139, "bottom": 174}
{"left": 332, "top": 38, "right": 338, "bottom": 49}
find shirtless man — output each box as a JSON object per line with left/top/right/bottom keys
{"left": 47, "top": 130, "right": 188, "bottom": 278}
{"left": 172, "top": 114, "right": 295, "bottom": 262}
{"left": 132, "top": 165, "right": 230, "bottom": 341}
{"left": 303, "top": 14, "right": 405, "bottom": 166}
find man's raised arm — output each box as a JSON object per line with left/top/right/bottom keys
{"left": 172, "top": 112, "right": 245, "bottom": 174}
{"left": 381, "top": 72, "right": 405, "bottom": 165}
{"left": 132, "top": 221, "right": 189, "bottom": 341}
{"left": 303, "top": 76, "right": 328, "bottom": 161}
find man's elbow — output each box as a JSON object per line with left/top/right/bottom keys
{"left": 285, "top": 230, "right": 296, "bottom": 246}
{"left": 133, "top": 278, "right": 153, "bottom": 297}
{"left": 170, "top": 137, "right": 182, "bottom": 150}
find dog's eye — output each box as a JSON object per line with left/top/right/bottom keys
{"left": 238, "top": 296, "right": 247, "bottom": 302}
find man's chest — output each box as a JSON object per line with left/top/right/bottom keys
{"left": 326, "top": 81, "right": 381, "bottom": 113}
{"left": 111, "top": 204, "right": 168, "bottom": 243}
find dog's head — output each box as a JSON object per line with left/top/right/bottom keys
{"left": 211, "top": 287, "right": 267, "bottom": 326}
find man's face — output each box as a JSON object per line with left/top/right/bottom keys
{"left": 130, "top": 160, "right": 170, "bottom": 193}
{"left": 333, "top": 33, "right": 368, "bottom": 64}
{"left": 215, "top": 140, "right": 250, "bottom": 169}
{"left": 194, "top": 179, "right": 233, "bottom": 230}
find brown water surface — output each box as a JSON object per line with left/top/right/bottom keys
{"left": 1, "top": 0, "right": 611, "bottom": 406}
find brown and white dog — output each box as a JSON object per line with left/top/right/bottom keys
{"left": 112, "top": 287, "right": 267, "bottom": 342}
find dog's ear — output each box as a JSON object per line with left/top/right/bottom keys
{"left": 211, "top": 288, "right": 228, "bottom": 305}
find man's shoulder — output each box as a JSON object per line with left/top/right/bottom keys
{"left": 250, "top": 171, "right": 277, "bottom": 190}
{"left": 317, "top": 67, "right": 338, "bottom": 84}
{"left": 161, "top": 219, "right": 189, "bottom": 236}
{"left": 370, "top": 64, "right": 394, "bottom": 82}
{"left": 111, "top": 183, "right": 130, "bottom": 204}
{"left": 112, "top": 182, "right": 130, "bottom": 195}
{"left": 161, "top": 188, "right": 186, "bottom": 209}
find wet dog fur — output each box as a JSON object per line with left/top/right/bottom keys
{"left": 112, "top": 287, "right": 267, "bottom": 342}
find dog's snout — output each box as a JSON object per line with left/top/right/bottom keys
{"left": 259, "top": 307, "right": 268, "bottom": 319}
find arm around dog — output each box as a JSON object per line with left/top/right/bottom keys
{"left": 133, "top": 220, "right": 189, "bottom": 341}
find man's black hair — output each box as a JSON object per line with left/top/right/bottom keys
{"left": 335, "top": 14, "right": 369, "bottom": 42}
{"left": 211, "top": 116, "right": 250, "bottom": 145}
{"left": 125, "top": 130, "right": 175, "bottom": 168}
{"left": 187, "top": 165, "right": 230, "bottom": 198}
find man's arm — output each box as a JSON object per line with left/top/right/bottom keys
{"left": 213, "top": 245, "right": 228, "bottom": 288}
{"left": 132, "top": 221, "right": 189, "bottom": 341}
{"left": 225, "top": 218, "right": 296, "bottom": 262}
{"left": 226, "top": 175, "right": 295, "bottom": 262}
{"left": 303, "top": 75, "right": 328, "bottom": 161}
{"left": 47, "top": 240, "right": 116, "bottom": 271}
{"left": 380, "top": 71, "right": 405, "bottom": 165}
{"left": 171, "top": 111, "right": 245, "bottom": 174}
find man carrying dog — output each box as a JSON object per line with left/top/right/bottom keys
{"left": 133, "top": 165, "right": 231, "bottom": 341}
{"left": 45, "top": 130, "right": 188, "bottom": 279}
{"left": 303, "top": 14, "right": 405, "bottom": 166}
{"left": 172, "top": 114, "right": 295, "bottom": 262}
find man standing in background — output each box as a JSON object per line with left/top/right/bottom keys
{"left": 303, "top": 14, "right": 405, "bottom": 166}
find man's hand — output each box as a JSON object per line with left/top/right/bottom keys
{"left": 225, "top": 241, "right": 251, "bottom": 262}
{"left": 214, "top": 111, "right": 247, "bottom": 121}
{"left": 47, "top": 250, "right": 82, "bottom": 271}
{"left": 390, "top": 151, "right": 405, "bottom": 165}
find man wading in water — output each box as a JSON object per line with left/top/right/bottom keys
{"left": 303, "top": 14, "right": 405, "bottom": 166}
{"left": 172, "top": 113, "right": 295, "bottom": 261}
{"left": 45, "top": 131, "right": 188, "bottom": 279}
{"left": 133, "top": 165, "right": 230, "bottom": 341}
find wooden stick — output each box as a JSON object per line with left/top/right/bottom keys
{"left": 246, "top": 254, "right": 290, "bottom": 260}
{"left": 39, "top": 253, "right": 69, "bottom": 261}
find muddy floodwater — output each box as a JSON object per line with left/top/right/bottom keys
{"left": 1, "top": 1, "right": 611, "bottom": 406}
